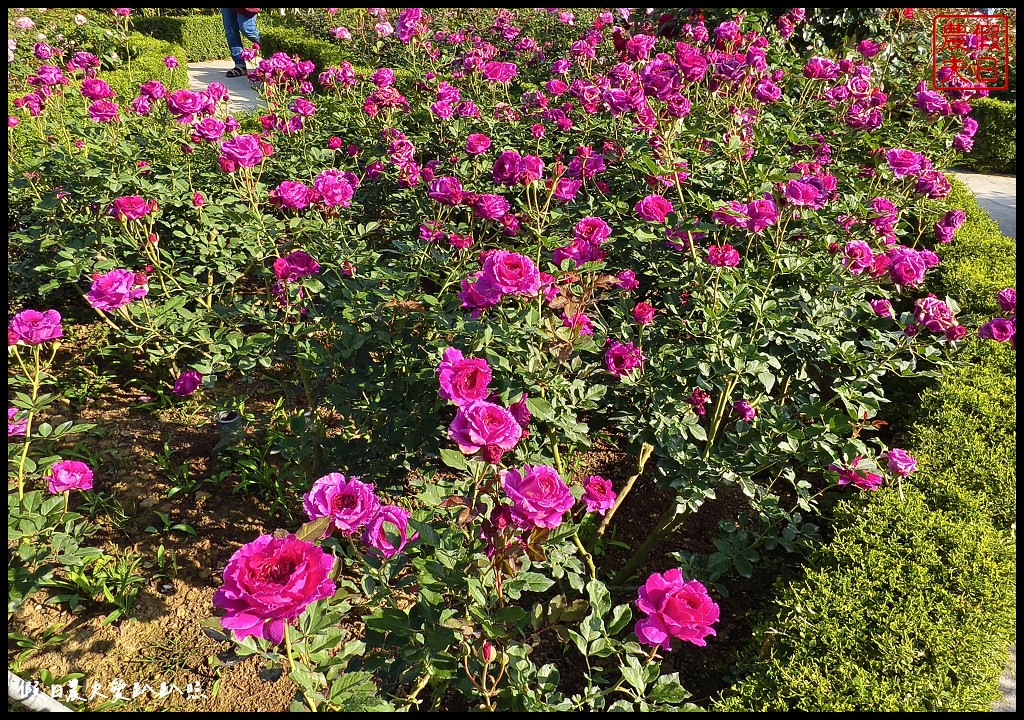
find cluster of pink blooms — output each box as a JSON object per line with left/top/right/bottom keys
{"left": 884, "top": 148, "right": 951, "bottom": 200}
{"left": 86, "top": 268, "right": 149, "bottom": 312}
{"left": 553, "top": 216, "right": 612, "bottom": 268}
{"left": 218, "top": 133, "right": 273, "bottom": 173}
{"left": 458, "top": 250, "right": 541, "bottom": 317}
{"left": 269, "top": 169, "right": 359, "bottom": 212}
{"left": 830, "top": 448, "right": 917, "bottom": 492}
{"left": 978, "top": 288, "right": 1016, "bottom": 349}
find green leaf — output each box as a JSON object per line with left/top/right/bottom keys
{"left": 295, "top": 516, "right": 331, "bottom": 543}
{"left": 439, "top": 448, "right": 468, "bottom": 471}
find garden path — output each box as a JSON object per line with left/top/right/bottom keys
{"left": 952, "top": 169, "right": 1016, "bottom": 714}
{"left": 185, "top": 58, "right": 263, "bottom": 114}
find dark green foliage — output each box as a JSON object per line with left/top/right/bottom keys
{"left": 962, "top": 98, "right": 1017, "bottom": 173}
{"left": 715, "top": 488, "right": 1016, "bottom": 711}
{"left": 131, "top": 15, "right": 232, "bottom": 63}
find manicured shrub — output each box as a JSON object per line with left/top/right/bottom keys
{"left": 962, "top": 98, "right": 1016, "bottom": 173}
{"left": 132, "top": 14, "right": 231, "bottom": 62}
{"left": 715, "top": 488, "right": 1016, "bottom": 711}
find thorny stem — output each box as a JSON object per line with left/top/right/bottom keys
{"left": 597, "top": 442, "right": 654, "bottom": 537}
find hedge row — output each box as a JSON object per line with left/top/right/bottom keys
{"left": 105, "top": 33, "right": 190, "bottom": 101}
{"left": 714, "top": 176, "right": 1016, "bottom": 711}
{"left": 962, "top": 98, "right": 1017, "bottom": 174}
{"left": 131, "top": 14, "right": 230, "bottom": 63}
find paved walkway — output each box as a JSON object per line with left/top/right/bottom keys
{"left": 186, "top": 59, "right": 263, "bottom": 114}
{"left": 953, "top": 169, "right": 1017, "bottom": 714}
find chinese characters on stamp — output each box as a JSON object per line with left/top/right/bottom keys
{"left": 932, "top": 13, "right": 1010, "bottom": 92}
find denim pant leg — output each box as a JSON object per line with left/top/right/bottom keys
{"left": 221, "top": 8, "right": 244, "bottom": 69}
{"left": 239, "top": 13, "right": 260, "bottom": 48}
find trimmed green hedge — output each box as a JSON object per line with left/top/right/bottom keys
{"left": 715, "top": 172, "right": 1016, "bottom": 711}
{"left": 132, "top": 14, "right": 232, "bottom": 63}
{"left": 258, "top": 25, "right": 346, "bottom": 69}
{"left": 105, "top": 34, "right": 190, "bottom": 101}
{"left": 963, "top": 98, "right": 1016, "bottom": 174}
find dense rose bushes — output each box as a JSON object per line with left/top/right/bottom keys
{"left": 7, "top": 6, "right": 1015, "bottom": 712}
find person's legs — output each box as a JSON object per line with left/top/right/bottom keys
{"left": 238, "top": 12, "right": 260, "bottom": 49}
{"left": 221, "top": 8, "right": 245, "bottom": 71}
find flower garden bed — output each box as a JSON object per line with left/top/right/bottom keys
{"left": 8, "top": 7, "right": 1016, "bottom": 712}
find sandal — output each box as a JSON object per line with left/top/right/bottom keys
{"left": 225, "top": 67, "right": 247, "bottom": 78}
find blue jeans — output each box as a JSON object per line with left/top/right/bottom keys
{"left": 221, "top": 8, "right": 260, "bottom": 70}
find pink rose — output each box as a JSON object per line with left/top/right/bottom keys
{"left": 634, "top": 195, "right": 674, "bottom": 223}
{"left": 466, "top": 133, "right": 491, "bottom": 154}
{"left": 448, "top": 400, "right": 522, "bottom": 463}
{"left": 8, "top": 309, "right": 63, "bottom": 345}
{"left": 303, "top": 473, "right": 381, "bottom": 537}
{"left": 477, "top": 250, "right": 541, "bottom": 298}
{"left": 220, "top": 134, "right": 266, "bottom": 168}
{"left": 883, "top": 448, "right": 917, "bottom": 477}
{"left": 633, "top": 301, "right": 656, "bottom": 325}
{"left": 437, "top": 347, "right": 492, "bottom": 406}
{"left": 707, "top": 244, "right": 741, "bottom": 268}
{"left": 501, "top": 463, "right": 574, "bottom": 529}
{"left": 172, "top": 370, "right": 203, "bottom": 397}
{"left": 634, "top": 569, "right": 719, "bottom": 650}
{"left": 47, "top": 459, "right": 94, "bottom": 494}
{"left": 111, "top": 195, "right": 154, "bottom": 222}
{"left": 269, "top": 181, "right": 312, "bottom": 211}
{"left": 605, "top": 340, "right": 645, "bottom": 379}
{"left": 87, "top": 269, "right": 148, "bottom": 311}
{"left": 361, "top": 504, "right": 418, "bottom": 558}
{"left": 582, "top": 475, "right": 616, "bottom": 515}
{"left": 213, "top": 534, "right": 335, "bottom": 643}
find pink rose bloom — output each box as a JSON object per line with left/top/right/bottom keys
{"left": 361, "top": 504, "right": 418, "bottom": 558}
{"left": 492, "top": 150, "right": 522, "bottom": 186}
{"left": 869, "top": 299, "right": 894, "bottom": 318}
{"left": 111, "top": 195, "right": 154, "bottom": 222}
{"left": 634, "top": 195, "right": 674, "bottom": 223}
{"left": 437, "top": 347, "right": 492, "bottom": 406}
{"left": 633, "top": 301, "right": 656, "bottom": 325}
{"left": 311, "top": 169, "right": 356, "bottom": 208}
{"left": 842, "top": 240, "right": 874, "bottom": 275}
{"left": 605, "top": 340, "right": 645, "bottom": 379}
{"left": 47, "top": 459, "right": 94, "bottom": 494}
{"left": 574, "top": 216, "right": 612, "bottom": 245}
{"left": 375, "top": 21, "right": 394, "bottom": 37}
{"left": 745, "top": 198, "right": 778, "bottom": 234}
{"left": 913, "top": 294, "right": 957, "bottom": 333}
{"left": 501, "top": 463, "right": 574, "bottom": 529}
{"left": 707, "top": 244, "right": 741, "bottom": 268}
{"left": 303, "top": 473, "right": 381, "bottom": 537}
{"left": 978, "top": 317, "right": 1016, "bottom": 344}
{"left": 427, "top": 176, "right": 464, "bottom": 206}
{"left": 562, "top": 310, "right": 595, "bottom": 335}
{"left": 885, "top": 148, "right": 927, "bottom": 177}
{"left": 473, "top": 194, "right": 510, "bottom": 221}
{"left": 830, "top": 456, "right": 884, "bottom": 491}
{"left": 172, "top": 370, "right": 203, "bottom": 397}
{"left": 733, "top": 400, "right": 757, "bottom": 423}
{"left": 269, "top": 181, "right": 312, "bottom": 211}
{"left": 616, "top": 270, "right": 639, "bottom": 290}
{"left": 9, "top": 309, "right": 63, "bottom": 345}
{"left": 996, "top": 288, "right": 1015, "bottom": 315}
{"left": 481, "top": 61, "right": 518, "bottom": 83}
{"left": 477, "top": 250, "right": 541, "bottom": 297}
{"left": 9, "top": 407, "right": 28, "bottom": 437}
{"left": 508, "top": 392, "right": 531, "bottom": 429}
{"left": 582, "top": 475, "right": 616, "bottom": 515}
{"left": 886, "top": 246, "right": 928, "bottom": 288}
{"left": 80, "top": 77, "right": 115, "bottom": 101}
{"left": 87, "top": 101, "right": 119, "bottom": 123}
{"left": 466, "top": 133, "right": 491, "bottom": 154}
{"left": 782, "top": 179, "right": 821, "bottom": 207}
{"left": 220, "top": 134, "right": 267, "bottom": 169}
{"left": 165, "top": 89, "right": 205, "bottom": 118}
{"left": 87, "top": 269, "right": 148, "bottom": 311}
{"left": 448, "top": 400, "right": 523, "bottom": 463}
{"left": 634, "top": 569, "right": 720, "bottom": 650}
{"left": 883, "top": 448, "right": 917, "bottom": 477}
{"left": 213, "top": 533, "right": 335, "bottom": 643}
{"left": 712, "top": 200, "right": 750, "bottom": 228}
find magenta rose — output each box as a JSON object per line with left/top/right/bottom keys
{"left": 80, "top": 77, "right": 115, "bottom": 101}
{"left": 9, "top": 407, "right": 28, "bottom": 437}
{"left": 634, "top": 569, "right": 720, "bottom": 650}
{"left": 842, "top": 240, "right": 874, "bottom": 275}
{"left": 213, "top": 533, "right": 335, "bottom": 643}
{"left": 165, "top": 88, "right": 205, "bottom": 118}
{"left": 303, "top": 473, "right": 381, "bottom": 537}
{"left": 883, "top": 448, "right": 917, "bottom": 477}
{"left": 633, "top": 301, "right": 656, "bottom": 325}
{"left": 707, "top": 244, "right": 741, "bottom": 268}
{"left": 605, "top": 340, "right": 645, "bottom": 379}
{"left": 978, "top": 317, "right": 1016, "bottom": 344}
{"left": 448, "top": 400, "right": 522, "bottom": 462}
{"left": 869, "top": 299, "right": 894, "bottom": 318}
{"left": 9, "top": 309, "right": 63, "bottom": 345}
{"left": 481, "top": 60, "right": 517, "bottom": 83}
{"left": 634, "top": 195, "right": 674, "bottom": 223}
{"left": 516, "top": 155, "right": 544, "bottom": 185}
{"left": 582, "top": 475, "right": 616, "bottom": 515}
{"left": 501, "top": 463, "right": 574, "bottom": 529}
{"left": 477, "top": 250, "right": 540, "bottom": 298}
{"left": 437, "top": 347, "right": 492, "bottom": 406}
{"left": 311, "top": 169, "right": 356, "bottom": 208}
{"left": 427, "top": 176, "right": 465, "bottom": 206}
{"left": 782, "top": 179, "right": 821, "bottom": 207}
{"left": 573, "top": 216, "right": 612, "bottom": 245}
{"left": 274, "top": 250, "right": 320, "bottom": 282}
{"left": 745, "top": 198, "right": 778, "bottom": 234}
{"left": 466, "top": 133, "right": 491, "bottom": 154}
{"left": 492, "top": 151, "right": 521, "bottom": 186}
{"left": 220, "top": 134, "right": 266, "bottom": 168}
{"left": 886, "top": 246, "right": 927, "bottom": 288}
{"left": 996, "top": 288, "right": 1016, "bottom": 315}
{"left": 47, "top": 459, "right": 94, "bottom": 494}
{"left": 885, "top": 148, "right": 927, "bottom": 177}
{"left": 830, "top": 457, "right": 884, "bottom": 491}
{"left": 172, "top": 370, "right": 203, "bottom": 397}
{"left": 87, "top": 100, "right": 119, "bottom": 123}
{"left": 733, "top": 400, "right": 757, "bottom": 423}
{"left": 803, "top": 56, "right": 839, "bottom": 80}
{"left": 361, "top": 504, "right": 418, "bottom": 558}
{"left": 87, "top": 269, "right": 148, "bottom": 311}
{"left": 111, "top": 195, "right": 154, "bottom": 222}
{"left": 473, "top": 194, "right": 510, "bottom": 221}
{"left": 913, "top": 294, "right": 957, "bottom": 333}
{"left": 269, "top": 181, "right": 312, "bottom": 211}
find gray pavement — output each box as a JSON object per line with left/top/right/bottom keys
{"left": 953, "top": 169, "right": 1016, "bottom": 714}
{"left": 186, "top": 59, "right": 263, "bottom": 114}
